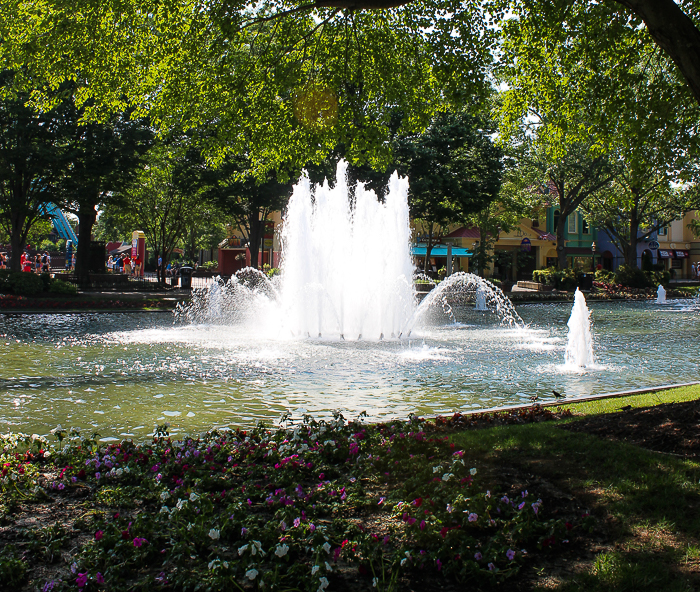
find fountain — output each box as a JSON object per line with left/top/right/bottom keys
{"left": 564, "top": 289, "right": 595, "bottom": 368}
{"left": 656, "top": 284, "right": 667, "bottom": 304}
{"left": 179, "top": 161, "right": 522, "bottom": 338}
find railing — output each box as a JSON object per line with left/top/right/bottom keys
{"left": 55, "top": 271, "right": 227, "bottom": 291}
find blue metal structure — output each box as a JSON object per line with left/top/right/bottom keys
{"left": 39, "top": 203, "right": 78, "bottom": 245}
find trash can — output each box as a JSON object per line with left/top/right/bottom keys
{"left": 579, "top": 273, "right": 594, "bottom": 291}
{"left": 179, "top": 266, "right": 193, "bottom": 289}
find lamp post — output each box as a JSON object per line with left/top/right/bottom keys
{"left": 591, "top": 241, "right": 596, "bottom": 272}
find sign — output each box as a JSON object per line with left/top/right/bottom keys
{"left": 675, "top": 250, "right": 689, "bottom": 258}
{"left": 657, "top": 249, "right": 673, "bottom": 258}
{"left": 648, "top": 240, "right": 659, "bottom": 249}
{"left": 520, "top": 237, "right": 531, "bottom": 252}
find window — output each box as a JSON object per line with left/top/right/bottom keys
{"left": 582, "top": 216, "right": 590, "bottom": 234}
{"left": 567, "top": 211, "right": 578, "bottom": 234}
{"left": 658, "top": 226, "right": 668, "bottom": 236}
{"left": 553, "top": 210, "right": 560, "bottom": 232}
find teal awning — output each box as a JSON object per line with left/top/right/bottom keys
{"left": 411, "top": 244, "right": 473, "bottom": 257}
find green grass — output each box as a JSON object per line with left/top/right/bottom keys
{"left": 560, "top": 383, "right": 700, "bottom": 416}
{"left": 448, "top": 385, "right": 700, "bottom": 591}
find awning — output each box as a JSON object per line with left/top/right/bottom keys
{"left": 657, "top": 249, "right": 689, "bottom": 258}
{"left": 109, "top": 244, "right": 132, "bottom": 255}
{"left": 411, "top": 244, "right": 472, "bottom": 257}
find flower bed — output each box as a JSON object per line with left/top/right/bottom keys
{"left": 0, "top": 411, "right": 591, "bottom": 591}
{"left": 0, "top": 295, "right": 173, "bottom": 310}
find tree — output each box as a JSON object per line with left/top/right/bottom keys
{"left": 56, "top": 106, "right": 152, "bottom": 284}
{"left": 110, "top": 142, "right": 208, "bottom": 284}
{"left": 394, "top": 111, "right": 503, "bottom": 272}
{"left": 0, "top": 72, "right": 70, "bottom": 271}
{"left": 201, "top": 155, "right": 294, "bottom": 269}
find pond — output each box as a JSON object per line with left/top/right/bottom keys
{"left": 1, "top": 299, "right": 698, "bottom": 440}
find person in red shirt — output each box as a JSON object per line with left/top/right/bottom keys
{"left": 133, "top": 255, "right": 142, "bottom": 277}
{"left": 124, "top": 255, "right": 132, "bottom": 275}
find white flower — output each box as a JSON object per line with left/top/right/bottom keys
{"left": 245, "top": 569, "right": 258, "bottom": 580}
{"left": 322, "top": 542, "right": 331, "bottom": 554}
{"left": 275, "top": 543, "right": 289, "bottom": 557}
{"left": 311, "top": 565, "right": 320, "bottom": 575}
{"left": 325, "top": 561, "right": 332, "bottom": 572}
{"left": 208, "top": 560, "right": 217, "bottom": 570}
{"left": 238, "top": 544, "right": 249, "bottom": 556}
{"left": 160, "top": 506, "right": 170, "bottom": 514}
{"left": 116, "top": 468, "right": 123, "bottom": 476}
{"left": 176, "top": 499, "right": 187, "bottom": 511}
{"left": 401, "top": 558, "right": 408, "bottom": 566}
{"left": 50, "top": 425, "right": 63, "bottom": 435}
{"left": 433, "top": 466, "right": 441, "bottom": 473}
{"left": 160, "top": 490, "right": 170, "bottom": 501}
{"left": 323, "top": 440, "right": 335, "bottom": 447}
{"left": 442, "top": 473, "right": 453, "bottom": 481}
{"left": 209, "top": 528, "right": 220, "bottom": 540}
{"left": 372, "top": 577, "right": 378, "bottom": 587}
{"left": 446, "top": 504, "right": 454, "bottom": 513}
{"left": 470, "top": 467, "right": 477, "bottom": 475}
{"left": 189, "top": 492, "right": 200, "bottom": 502}
{"left": 318, "top": 577, "right": 329, "bottom": 591}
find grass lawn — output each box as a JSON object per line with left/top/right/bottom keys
{"left": 1, "top": 385, "right": 698, "bottom": 591}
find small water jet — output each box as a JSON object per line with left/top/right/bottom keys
{"left": 656, "top": 284, "right": 667, "bottom": 304}
{"left": 564, "top": 289, "right": 595, "bottom": 368}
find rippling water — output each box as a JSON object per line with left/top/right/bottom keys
{"left": 0, "top": 299, "right": 698, "bottom": 439}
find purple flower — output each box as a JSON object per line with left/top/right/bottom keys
{"left": 436, "top": 559, "right": 442, "bottom": 571}
{"left": 419, "top": 520, "right": 426, "bottom": 530}
{"left": 293, "top": 517, "right": 301, "bottom": 528}
{"left": 518, "top": 502, "right": 525, "bottom": 510}
{"left": 133, "top": 537, "right": 148, "bottom": 547}
{"left": 96, "top": 572, "right": 105, "bottom": 584}
{"left": 488, "top": 563, "right": 495, "bottom": 571}
{"left": 58, "top": 483, "right": 65, "bottom": 491}
{"left": 468, "top": 513, "right": 478, "bottom": 522}
{"left": 71, "top": 476, "right": 77, "bottom": 483}
{"left": 241, "top": 527, "right": 248, "bottom": 537}
{"left": 506, "top": 549, "right": 516, "bottom": 561}
{"left": 474, "top": 552, "right": 482, "bottom": 561}
{"left": 76, "top": 573, "right": 88, "bottom": 588}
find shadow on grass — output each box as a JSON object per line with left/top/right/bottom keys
{"left": 450, "top": 422, "right": 700, "bottom": 591}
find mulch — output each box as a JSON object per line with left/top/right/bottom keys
{"left": 560, "top": 398, "right": 700, "bottom": 458}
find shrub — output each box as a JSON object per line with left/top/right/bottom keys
{"left": 644, "top": 269, "right": 670, "bottom": 287}
{"left": 199, "top": 260, "right": 219, "bottom": 271}
{"left": 532, "top": 267, "right": 557, "bottom": 286}
{"left": 533, "top": 267, "right": 579, "bottom": 290}
{"left": 614, "top": 264, "right": 649, "bottom": 288}
{"left": 0, "top": 546, "right": 27, "bottom": 589}
{"left": 0, "top": 270, "right": 44, "bottom": 296}
{"left": 49, "top": 278, "right": 78, "bottom": 295}
{"left": 595, "top": 269, "right": 616, "bottom": 284}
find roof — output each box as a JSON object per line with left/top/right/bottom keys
{"left": 444, "top": 226, "right": 481, "bottom": 239}
{"left": 530, "top": 227, "right": 556, "bottom": 241}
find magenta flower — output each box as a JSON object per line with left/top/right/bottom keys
{"left": 133, "top": 537, "right": 148, "bottom": 547}
{"left": 76, "top": 573, "right": 88, "bottom": 588}
{"left": 436, "top": 559, "right": 442, "bottom": 571}
{"left": 95, "top": 530, "right": 104, "bottom": 541}
{"left": 378, "top": 497, "right": 386, "bottom": 505}
{"left": 419, "top": 520, "right": 426, "bottom": 530}
{"left": 96, "top": 572, "right": 105, "bottom": 584}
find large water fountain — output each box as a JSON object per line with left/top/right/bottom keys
{"left": 179, "top": 161, "right": 522, "bottom": 340}
{"left": 1, "top": 164, "right": 699, "bottom": 438}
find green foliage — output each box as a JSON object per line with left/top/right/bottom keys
{"left": 0, "top": 270, "right": 43, "bottom": 295}
{"left": 532, "top": 267, "right": 579, "bottom": 290}
{"left": 0, "top": 545, "right": 27, "bottom": 589}
{"left": 198, "top": 260, "right": 219, "bottom": 271}
{"left": 48, "top": 278, "right": 77, "bottom": 295}
{"left": 594, "top": 269, "right": 616, "bottom": 284}
{"left": 613, "top": 264, "right": 670, "bottom": 289}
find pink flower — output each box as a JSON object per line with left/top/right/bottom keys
{"left": 419, "top": 520, "right": 426, "bottom": 530}
{"left": 133, "top": 537, "right": 148, "bottom": 547}
{"left": 76, "top": 573, "right": 88, "bottom": 588}
{"left": 378, "top": 497, "right": 386, "bottom": 505}
{"left": 488, "top": 563, "right": 495, "bottom": 571}
{"left": 95, "top": 530, "right": 104, "bottom": 541}
{"left": 468, "top": 513, "right": 478, "bottom": 522}
{"left": 96, "top": 572, "right": 105, "bottom": 584}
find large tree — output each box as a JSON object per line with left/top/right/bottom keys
{"left": 201, "top": 155, "right": 294, "bottom": 269}
{"left": 395, "top": 110, "right": 503, "bottom": 272}
{"left": 0, "top": 72, "right": 69, "bottom": 271}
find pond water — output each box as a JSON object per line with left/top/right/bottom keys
{"left": 1, "top": 299, "right": 698, "bottom": 440}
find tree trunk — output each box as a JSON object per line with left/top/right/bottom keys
{"left": 615, "top": 0, "right": 700, "bottom": 106}
{"left": 424, "top": 239, "right": 434, "bottom": 274}
{"left": 248, "top": 215, "right": 263, "bottom": 269}
{"left": 555, "top": 214, "right": 568, "bottom": 270}
{"left": 75, "top": 202, "right": 97, "bottom": 285}
{"left": 8, "top": 211, "right": 27, "bottom": 272}
{"left": 625, "top": 214, "right": 640, "bottom": 268}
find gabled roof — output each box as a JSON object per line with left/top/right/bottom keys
{"left": 444, "top": 226, "right": 481, "bottom": 239}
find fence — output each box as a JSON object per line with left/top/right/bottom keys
{"left": 55, "top": 271, "right": 226, "bottom": 291}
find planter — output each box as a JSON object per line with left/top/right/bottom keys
{"left": 414, "top": 283, "right": 435, "bottom": 292}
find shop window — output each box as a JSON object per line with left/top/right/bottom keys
{"left": 658, "top": 226, "right": 668, "bottom": 235}
{"left": 567, "top": 212, "right": 578, "bottom": 234}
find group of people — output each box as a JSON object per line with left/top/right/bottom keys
{"left": 107, "top": 253, "right": 143, "bottom": 276}
{"left": 18, "top": 251, "right": 54, "bottom": 273}
{"left": 691, "top": 263, "right": 700, "bottom": 281}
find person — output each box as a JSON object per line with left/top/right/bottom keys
{"left": 107, "top": 254, "right": 114, "bottom": 272}
{"left": 34, "top": 253, "right": 41, "bottom": 273}
{"left": 124, "top": 254, "right": 131, "bottom": 275}
{"left": 70, "top": 252, "right": 76, "bottom": 271}
{"left": 0, "top": 253, "right": 6, "bottom": 269}
{"left": 20, "top": 251, "right": 26, "bottom": 267}
{"left": 692, "top": 263, "right": 697, "bottom": 279}
{"left": 165, "top": 261, "right": 172, "bottom": 277}
{"left": 22, "top": 256, "right": 32, "bottom": 272}
{"left": 157, "top": 255, "right": 162, "bottom": 273}
{"left": 133, "top": 254, "right": 142, "bottom": 277}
